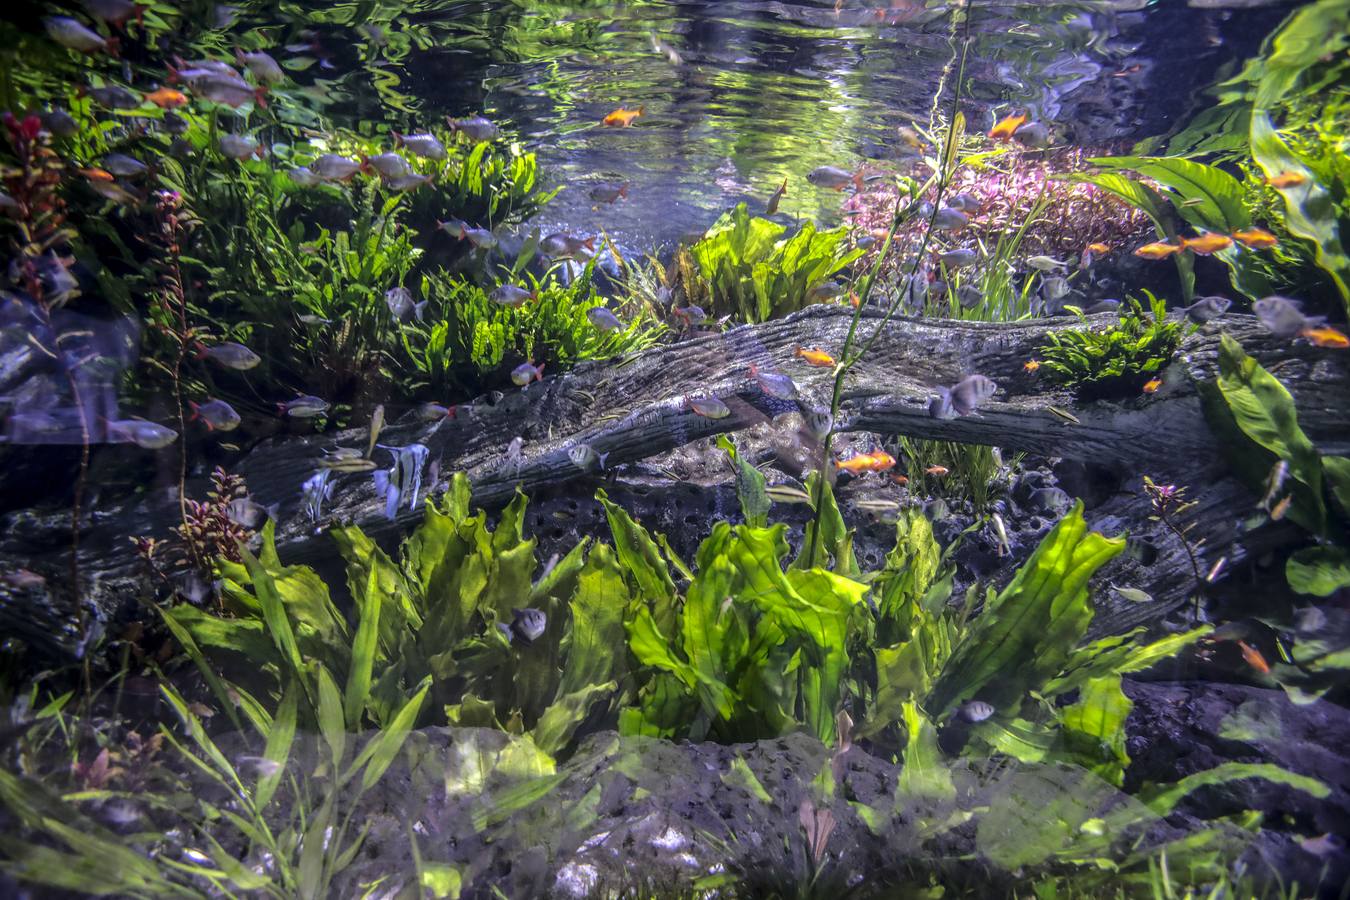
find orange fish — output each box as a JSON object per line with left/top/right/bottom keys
{"left": 987, "top": 113, "right": 1027, "bottom": 141}
{"left": 1180, "top": 233, "right": 1234, "bottom": 255}
{"left": 925, "top": 465, "right": 949, "bottom": 476}
{"left": 1266, "top": 171, "right": 1308, "bottom": 189}
{"left": 1270, "top": 495, "right": 1293, "bottom": 521}
{"left": 849, "top": 292, "right": 861, "bottom": 308}
{"left": 1085, "top": 242, "right": 1110, "bottom": 255}
{"left": 1237, "top": 641, "right": 1271, "bottom": 675}
{"left": 602, "top": 106, "right": 644, "bottom": 127}
{"left": 1142, "top": 378, "right": 1162, "bottom": 394}
{"left": 835, "top": 451, "right": 896, "bottom": 474}
{"left": 795, "top": 346, "right": 836, "bottom": 367}
{"left": 1134, "top": 241, "right": 1181, "bottom": 260}
{"left": 79, "top": 167, "right": 114, "bottom": 181}
{"left": 1023, "top": 359, "right": 1041, "bottom": 373}
{"left": 1300, "top": 326, "right": 1349, "bottom": 349}
{"left": 145, "top": 86, "right": 188, "bottom": 109}
{"left": 890, "top": 473, "right": 908, "bottom": 486}
{"left": 1231, "top": 227, "right": 1278, "bottom": 250}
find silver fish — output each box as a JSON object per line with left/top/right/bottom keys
{"left": 491, "top": 285, "right": 533, "bottom": 307}
{"left": 225, "top": 497, "right": 275, "bottom": 529}
{"left": 219, "top": 133, "right": 261, "bottom": 159}
{"left": 802, "top": 406, "right": 833, "bottom": 440}
{"left": 310, "top": 154, "right": 364, "bottom": 181}
{"left": 688, "top": 396, "right": 730, "bottom": 419}
{"left": 938, "top": 248, "right": 978, "bottom": 268}
{"left": 382, "top": 173, "right": 432, "bottom": 192}
{"left": 946, "top": 192, "right": 981, "bottom": 212}
{"left": 446, "top": 116, "right": 499, "bottom": 142}
{"left": 1026, "top": 255, "right": 1069, "bottom": 271}
{"left": 87, "top": 85, "right": 141, "bottom": 109}
{"left": 190, "top": 72, "right": 264, "bottom": 108}
{"left": 540, "top": 232, "right": 595, "bottom": 258}
{"left": 393, "top": 132, "right": 446, "bottom": 160}
{"left": 1254, "top": 295, "right": 1322, "bottom": 339}
{"left": 416, "top": 402, "right": 455, "bottom": 422}
{"left": 236, "top": 49, "right": 284, "bottom": 84}
{"left": 509, "top": 607, "right": 547, "bottom": 643}
{"left": 106, "top": 418, "right": 178, "bottom": 449}
{"left": 511, "top": 361, "right": 544, "bottom": 385}
{"left": 568, "top": 443, "right": 609, "bottom": 472}
{"left": 807, "top": 166, "right": 859, "bottom": 191}
{"left": 950, "top": 374, "right": 997, "bottom": 415}
{"left": 1041, "top": 276, "right": 1071, "bottom": 301}
{"left": 188, "top": 398, "right": 240, "bottom": 432}
{"left": 932, "top": 206, "right": 968, "bottom": 230}
{"left": 385, "top": 286, "right": 415, "bottom": 320}
{"left": 1109, "top": 584, "right": 1154, "bottom": 604}
{"left": 102, "top": 153, "right": 148, "bottom": 177}
{"left": 586, "top": 307, "right": 623, "bottom": 331}
{"left": 960, "top": 700, "right": 995, "bottom": 723}
{"left": 588, "top": 182, "right": 628, "bottom": 204}
{"left": 197, "top": 345, "right": 259, "bottom": 372}
{"left": 373, "top": 443, "right": 429, "bottom": 520}
{"left": 1183, "top": 295, "right": 1232, "bottom": 324}
{"left": 301, "top": 469, "right": 334, "bottom": 523}
{"left": 45, "top": 17, "right": 107, "bottom": 52}
{"left": 749, "top": 363, "right": 796, "bottom": 400}
{"left": 365, "top": 152, "right": 411, "bottom": 179}
{"left": 956, "top": 285, "right": 983, "bottom": 309}
{"left": 1013, "top": 122, "right": 1051, "bottom": 148}
{"left": 464, "top": 227, "right": 498, "bottom": 249}
{"left": 277, "top": 395, "right": 329, "bottom": 418}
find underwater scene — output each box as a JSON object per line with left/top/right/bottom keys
{"left": 0, "top": 0, "right": 1348, "bottom": 896}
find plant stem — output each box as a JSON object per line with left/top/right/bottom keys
{"left": 805, "top": 4, "right": 974, "bottom": 562}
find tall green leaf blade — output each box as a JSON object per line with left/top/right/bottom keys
{"left": 716, "top": 435, "right": 770, "bottom": 527}
{"left": 598, "top": 488, "right": 679, "bottom": 633}
{"left": 344, "top": 563, "right": 383, "bottom": 728}
{"left": 256, "top": 679, "right": 298, "bottom": 809}
{"left": 1057, "top": 674, "right": 1132, "bottom": 786}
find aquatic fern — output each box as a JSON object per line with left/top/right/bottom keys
{"left": 1038, "top": 295, "right": 1190, "bottom": 399}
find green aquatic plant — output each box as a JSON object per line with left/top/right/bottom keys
{"left": 398, "top": 263, "right": 665, "bottom": 396}
{"left": 165, "top": 473, "right": 626, "bottom": 757}
{"left": 682, "top": 202, "right": 864, "bottom": 323}
{"left": 1037, "top": 295, "right": 1190, "bottom": 400}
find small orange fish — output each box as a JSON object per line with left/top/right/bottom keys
{"left": 145, "top": 86, "right": 188, "bottom": 109}
{"left": 795, "top": 346, "right": 836, "bottom": 367}
{"left": 890, "top": 473, "right": 908, "bottom": 486}
{"left": 1134, "top": 241, "right": 1181, "bottom": 260}
{"left": 1300, "top": 326, "right": 1349, "bottom": 349}
{"left": 1266, "top": 171, "right": 1308, "bottom": 189}
{"left": 1270, "top": 495, "right": 1293, "bottom": 521}
{"left": 849, "top": 292, "right": 861, "bottom": 308}
{"left": 1142, "top": 378, "right": 1162, "bottom": 394}
{"left": 987, "top": 113, "right": 1027, "bottom": 141}
{"left": 1231, "top": 227, "right": 1278, "bottom": 250}
{"left": 1180, "top": 233, "right": 1234, "bottom": 255}
{"left": 835, "top": 451, "right": 896, "bottom": 474}
{"left": 925, "top": 465, "right": 949, "bottom": 476}
{"left": 1085, "top": 242, "right": 1110, "bottom": 255}
{"left": 1237, "top": 641, "right": 1271, "bottom": 674}
{"left": 1023, "top": 359, "right": 1041, "bottom": 373}
{"left": 80, "top": 167, "right": 116, "bottom": 182}
{"left": 602, "top": 106, "right": 644, "bottom": 127}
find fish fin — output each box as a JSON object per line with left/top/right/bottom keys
{"left": 253, "top": 86, "right": 268, "bottom": 109}
{"left": 265, "top": 503, "right": 280, "bottom": 522}
{"left": 851, "top": 170, "right": 864, "bottom": 192}
{"left": 391, "top": 130, "right": 403, "bottom": 148}
{"left": 535, "top": 363, "right": 545, "bottom": 381}
{"left": 187, "top": 401, "right": 200, "bottom": 421}
{"left": 598, "top": 451, "right": 610, "bottom": 470}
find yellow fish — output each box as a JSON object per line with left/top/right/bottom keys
{"left": 1023, "top": 359, "right": 1041, "bottom": 373}
{"left": 1232, "top": 227, "right": 1278, "bottom": 250}
{"left": 795, "top": 346, "right": 836, "bottom": 367}
{"left": 1266, "top": 171, "right": 1307, "bottom": 189}
{"left": 834, "top": 451, "right": 896, "bottom": 474}
{"left": 602, "top": 106, "right": 644, "bottom": 127}
{"left": 987, "top": 113, "right": 1027, "bottom": 140}
{"left": 1300, "top": 326, "right": 1349, "bottom": 349}
{"left": 1180, "top": 233, "right": 1233, "bottom": 255}
{"left": 1133, "top": 241, "right": 1181, "bottom": 260}
{"left": 1142, "top": 378, "right": 1162, "bottom": 394}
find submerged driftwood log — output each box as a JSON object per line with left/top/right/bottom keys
{"left": 3, "top": 306, "right": 1347, "bottom": 657}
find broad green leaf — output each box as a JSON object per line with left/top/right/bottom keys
{"left": 928, "top": 503, "right": 1125, "bottom": 719}
{"left": 1286, "top": 545, "right": 1350, "bottom": 596}
{"left": 256, "top": 679, "right": 298, "bottom": 809}
{"left": 1138, "top": 762, "right": 1328, "bottom": 817}
{"left": 1325, "top": 456, "right": 1350, "bottom": 521}
{"left": 346, "top": 677, "right": 431, "bottom": 790}
{"left": 1090, "top": 156, "right": 1249, "bottom": 232}
{"left": 598, "top": 488, "right": 679, "bottom": 632}
{"left": 1211, "top": 334, "right": 1326, "bottom": 534}
{"left": 315, "top": 663, "right": 346, "bottom": 772}
{"left": 896, "top": 701, "right": 955, "bottom": 805}
{"left": 794, "top": 471, "right": 859, "bottom": 576}
{"left": 344, "top": 563, "right": 383, "bottom": 728}
{"left": 717, "top": 435, "right": 770, "bottom": 527}
{"left": 1057, "top": 675, "right": 1132, "bottom": 787}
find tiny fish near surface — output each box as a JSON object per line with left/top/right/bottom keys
{"left": 806, "top": 165, "right": 861, "bottom": 191}
{"left": 446, "top": 116, "right": 499, "bottom": 142}
{"left": 602, "top": 106, "right": 644, "bottom": 127}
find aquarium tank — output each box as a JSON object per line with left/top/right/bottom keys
{"left": 1, "top": 0, "right": 1348, "bottom": 896}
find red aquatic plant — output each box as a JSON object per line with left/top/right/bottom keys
{"left": 135, "top": 466, "right": 252, "bottom": 584}
{"left": 849, "top": 146, "right": 1153, "bottom": 266}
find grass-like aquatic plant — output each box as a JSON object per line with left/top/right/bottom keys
{"left": 1037, "top": 294, "right": 1190, "bottom": 400}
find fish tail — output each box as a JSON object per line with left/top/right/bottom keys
{"left": 638, "top": 105, "right": 646, "bottom": 116}
{"left": 618, "top": 183, "right": 629, "bottom": 198}
{"left": 582, "top": 236, "right": 596, "bottom": 250}
{"left": 187, "top": 401, "right": 200, "bottom": 421}
{"left": 234, "top": 47, "right": 246, "bottom": 66}
{"left": 167, "top": 57, "right": 184, "bottom": 83}
{"left": 852, "top": 170, "right": 864, "bottom": 192}
{"left": 104, "top": 35, "right": 121, "bottom": 59}
{"left": 392, "top": 130, "right": 404, "bottom": 147}
{"left": 253, "top": 86, "right": 268, "bottom": 109}
{"left": 598, "top": 451, "right": 610, "bottom": 470}
{"left": 192, "top": 341, "right": 208, "bottom": 360}
{"left": 535, "top": 363, "right": 545, "bottom": 381}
